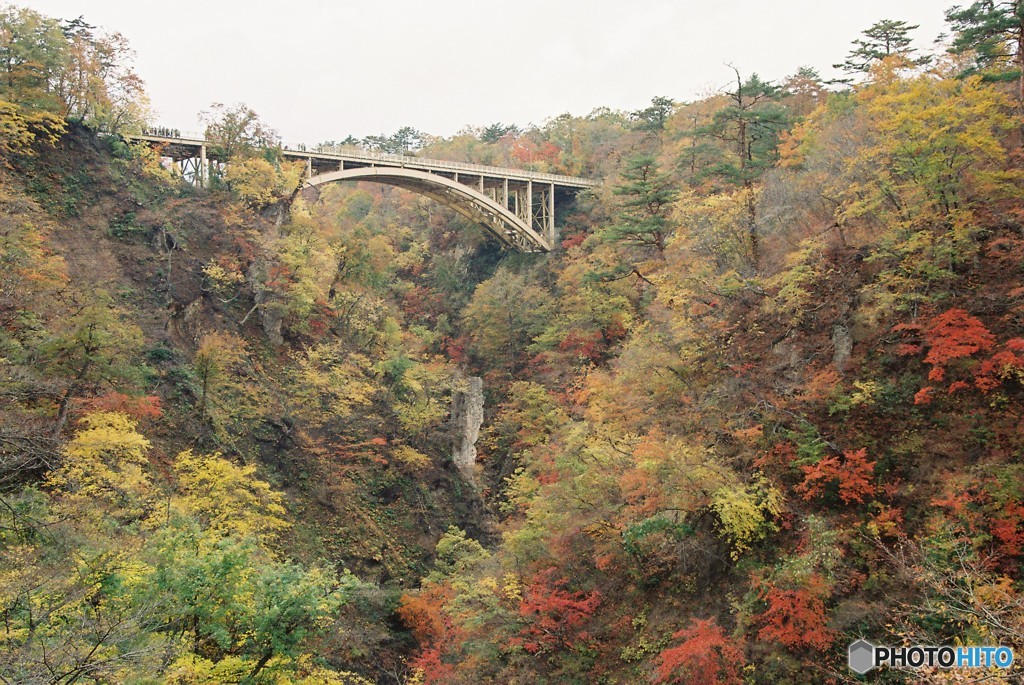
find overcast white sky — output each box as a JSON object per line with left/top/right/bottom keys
{"left": 24, "top": 1, "right": 948, "bottom": 145}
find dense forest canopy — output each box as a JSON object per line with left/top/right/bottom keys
{"left": 2, "top": 3, "right": 1024, "bottom": 683}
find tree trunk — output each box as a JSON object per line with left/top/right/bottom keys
{"left": 247, "top": 649, "right": 274, "bottom": 681}
{"left": 745, "top": 181, "right": 759, "bottom": 268}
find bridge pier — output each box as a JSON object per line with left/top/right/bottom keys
{"left": 199, "top": 145, "right": 208, "bottom": 188}
{"left": 526, "top": 181, "right": 532, "bottom": 240}
{"left": 548, "top": 183, "right": 555, "bottom": 245}
{"left": 178, "top": 154, "right": 204, "bottom": 187}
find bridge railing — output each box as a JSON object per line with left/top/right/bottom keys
{"left": 283, "top": 145, "right": 596, "bottom": 187}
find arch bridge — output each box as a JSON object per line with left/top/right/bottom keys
{"left": 129, "top": 131, "right": 598, "bottom": 253}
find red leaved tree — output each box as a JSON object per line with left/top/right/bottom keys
{"left": 923, "top": 308, "right": 997, "bottom": 372}
{"left": 795, "top": 448, "right": 876, "bottom": 505}
{"left": 975, "top": 338, "right": 1024, "bottom": 392}
{"left": 510, "top": 569, "right": 601, "bottom": 655}
{"left": 990, "top": 501, "right": 1024, "bottom": 561}
{"left": 398, "top": 584, "right": 458, "bottom": 684}
{"left": 654, "top": 618, "right": 744, "bottom": 685}
{"left": 903, "top": 309, "right": 997, "bottom": 403}
{"left": 756, "top": 575, "right": 834, "bottom": 650}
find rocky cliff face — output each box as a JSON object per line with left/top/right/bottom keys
{"left": 451, "top": 375, "right": 484, "bottom": 480}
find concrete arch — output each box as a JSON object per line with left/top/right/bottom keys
{"left": 304, "top": 166, "right": 551, "bottom": 253}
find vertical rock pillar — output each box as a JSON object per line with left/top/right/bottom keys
{"left": 451, "top": 374, "right": 484, "bottom": 481}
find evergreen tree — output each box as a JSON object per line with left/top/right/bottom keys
{"left": 834, "top": 19, "right": 930, "bottom": 75}
{"left": 363, "top": 126, "right": 426, "bottom": 154}
{"left": 602, "top": 154, "right": 678, "bottom": 252}
{"left": 480, "top": 122, "right": 519, "bottom": 142}
{"left": 946, "top": 1, "right": 1024, "bottom": 98}
{"left": 693, "top": 69, "right": 789, "bottom": 265}
{"left": 630, "top": 96, "right": 676, "bottom": 132}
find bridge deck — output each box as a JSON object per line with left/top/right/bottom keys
{"left": 129, "top": 133, "right": 598, "bottom": 190}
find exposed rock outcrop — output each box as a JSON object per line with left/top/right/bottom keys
{"left": 451, "top": 374, "right": 484, "bottom": 481}
{"left": 832, "top": 323, "right": 853, "bottom": 373}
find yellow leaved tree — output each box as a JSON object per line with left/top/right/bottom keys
{"left": 710, "top": 476, "right": 786, "bottom": 560}
{"left": 224, "top": 157, "right": 305, "bottom": 209}
{"left": 172, "top": 449, "right": 289, "bottom": 541}
{"left": 193, "top": 330, "right": 259, "bottom": 442}
{"left": 288, "top": 341, "right": 379, "bottom": 427}
{"left": 46, "top": 411, "right": 153, "bottom": 519}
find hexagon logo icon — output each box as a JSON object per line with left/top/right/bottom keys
{"left": 849, "top": 639, "right": 876, "bottom": 674}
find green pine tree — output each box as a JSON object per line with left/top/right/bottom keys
{"left": 602, "top": 154, "right": 679, "bottom": 253}
{"left": 946, "top": 1, "right": 1024, "bottom": 98}
{"left": 834, "top": 19, "right": 930, "bottom": 76}
{"left": 693, "top": 69, "right": 790, "bottom": 266}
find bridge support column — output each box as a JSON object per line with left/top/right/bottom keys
{"left": 200, "top": 144, "right": 208, "bottom": 188}
{"left": 503, "top": 178, "right": 508, "bottom": 210}
{"left": 526, "top": 181, "right": 532, "bottom": 233}
{"left": 548, "top": 183, "right": 556, "bottom": 246}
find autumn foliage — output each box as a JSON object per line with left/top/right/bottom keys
{"left": 922, "top": 309, "right": 996, "bottom": 370}
{"left": 81, "top": 391, "right": 163, "bottom": 420}
{"left": 511, "top": 570, "right": 601, "bottom": 655}
{"left": 756, "top": 577, "right": 835, "bottom": 651}
{"left": 901, "top": 310, "right": 1024, "bottom": 402}
{"left": 654, "top": 618, "right": 744, "bottom": 685}
{"left": 795, "top": 448, "right": 876, "bottom": 505}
